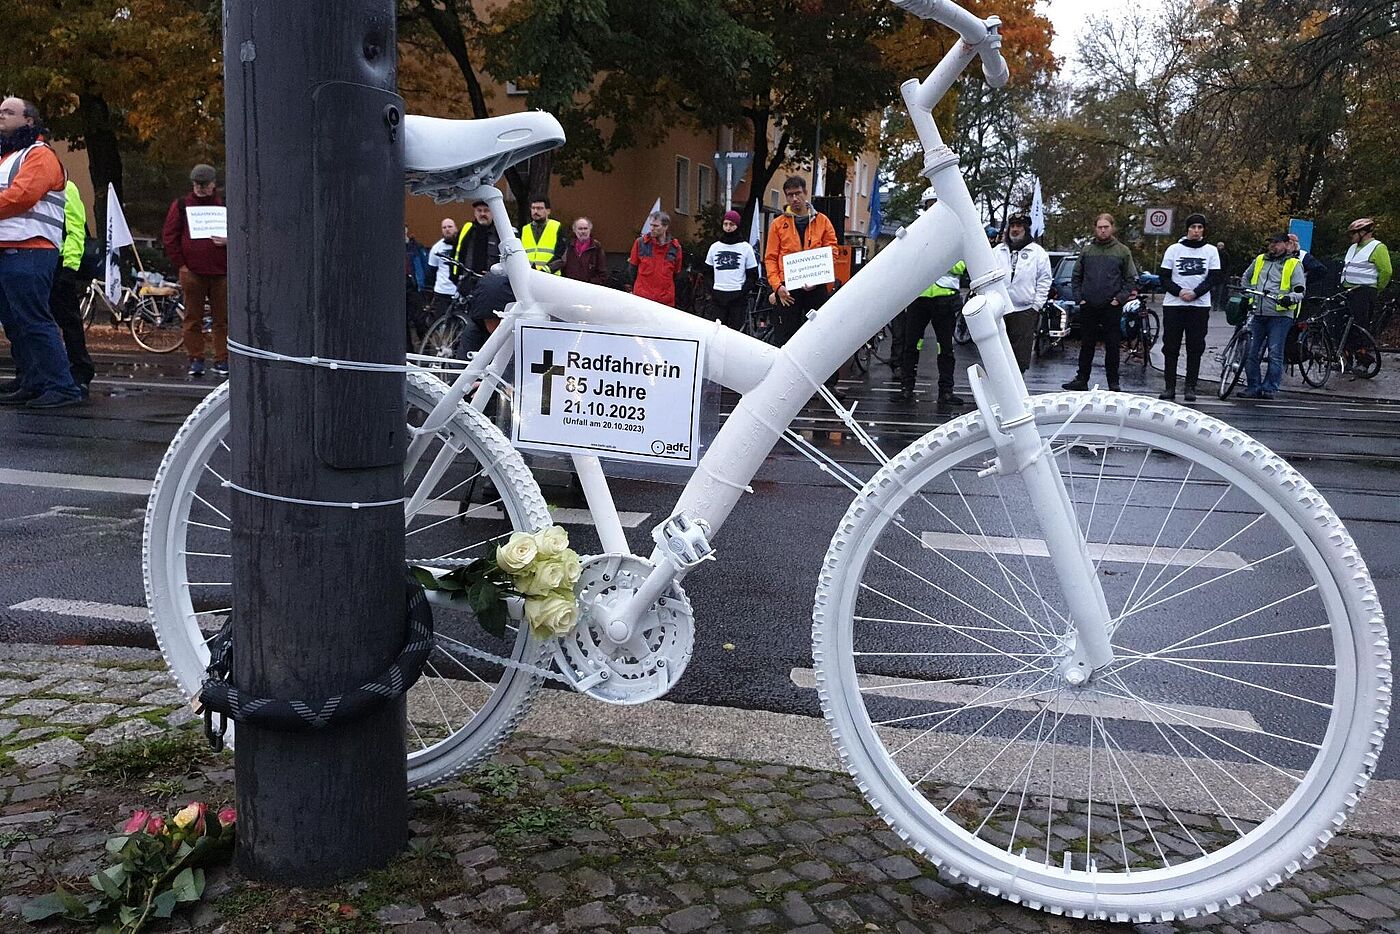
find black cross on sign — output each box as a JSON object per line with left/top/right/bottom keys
{"left": 531, "top": 348, "right": 567, "bottom": 416}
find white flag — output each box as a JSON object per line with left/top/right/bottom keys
{"left": 749, "top": 203, "right": 762, "bottom": 248}
{"left": 639, "top": 196, "right": 661, "bottom": 240}
{"left": 1029, "top": 178, "right": 1046, "bottom": 239}
{"left": 105, "top": 184, "right": 133, "bottom": 304}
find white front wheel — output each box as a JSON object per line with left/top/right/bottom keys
{"left": 814, "top": 392, "right": 1388, "bottom": 921}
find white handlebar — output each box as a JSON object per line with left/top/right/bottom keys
{"left": 890, "top": 0, "right": 1009, "bottom": 88}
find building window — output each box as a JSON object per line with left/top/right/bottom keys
{"left": 698, "top": 164, "right": 713, "bottom": 209}
{"left": 769, "top": 189, "right": 781, "bottom": 208}
{"left": 675, "top": 156, "right": 692, "bottom": 215}
{"left": 504, "top": 81, "right": 531, "bottom": 96}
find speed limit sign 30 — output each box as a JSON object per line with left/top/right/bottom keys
{"left": 1144, "top": 207, "right": 1174, "bottom": 235}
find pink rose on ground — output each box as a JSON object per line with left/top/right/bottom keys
{"left": 122, "top": 810, "right": 151, "bottom": 834}
{"left": 145, "top": 814, "right": 166, "bottom": 835}
{"left": 217, "top": 806, "right": 237, "bottom": 828}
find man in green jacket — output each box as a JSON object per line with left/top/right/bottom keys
{"left": 1063, "top": 213, "right": 1137, "bottom": 392}
{"left": 48, "top": 180, "right": 94, "bottom": 395}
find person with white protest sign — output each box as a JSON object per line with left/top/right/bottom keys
{"left": 764, "top": 176, "right": 837, "bottom": 338}
{"left": 162, "top": 164, "right": 228, "bottom": 378}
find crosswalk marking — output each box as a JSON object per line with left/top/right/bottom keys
{"left": 788, "top": 667, "right": 1262, "bottom": 731}
{"left": 920, "top": 530, "right": 1247, "bottom": 570}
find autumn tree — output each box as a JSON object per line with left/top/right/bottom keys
{"left": 0, "top": 0, "right": 223, "bottom": 230}
{"left": 876, "top": 0, "right": 1056, "bottom": 227}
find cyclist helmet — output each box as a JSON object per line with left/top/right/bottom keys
{"left": 1348, "top": 217, "right": 1375, "bottom": 234}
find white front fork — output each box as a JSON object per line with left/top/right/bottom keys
{"left": 961, "top": 293, "right": 1116, "bottom": 680}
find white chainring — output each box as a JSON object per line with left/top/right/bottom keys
{"left": 553, "top": 554, "right": 693, "bottom": 705}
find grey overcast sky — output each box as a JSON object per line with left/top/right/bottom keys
{"left": 1039, "top": 0, "right": 1163, "bottom": 67}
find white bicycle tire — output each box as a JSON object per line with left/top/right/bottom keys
{"left": 144, "top": 372, "right": 553, "bottom": 788}
{"left": 813, "top": 391, "right": 1388, "bottom": 921}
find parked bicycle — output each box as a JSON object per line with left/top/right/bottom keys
{"left": 146, "top": 1, "right": 1386, "bottom": 922}
{"left": 1032, "top": 298, "right": 1073, "bottom": 358}
{"left": 417, "top": 264, "right": 487, "bottom": 364}
{"left": 80, "top": 272, "right": 186, "bottom": 354}
{"left": 1118, "top": 295, "right": 1159, "bottom": 371}
{"left": 1295, "top": 291, "right": 1382, "bottom": 388}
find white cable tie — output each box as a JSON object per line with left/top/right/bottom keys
{"left": 777, "top": 346, "right": 829, "bottom": 397}
{"left": 221, "top": 479, "right": 404, "bottom": 510}
{"left": 698, "top": 460, "right": 753, "bottom": 494}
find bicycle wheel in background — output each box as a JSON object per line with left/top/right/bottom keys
{"left": 1140, "top": 309, "right": 1159, "bottom": 370}
{"left": 1297, "top": 324, "right": 1332, "bottom": 389}
{"left": 144, "top": 372, "right": 553, "bottom": 788}
{"left": 954, "top": 311, "right": 973, "bottom": 345}
{"left": 80, "top": 282, "right": 101, "bottom": 329}
{"left": 814, "top": 392, "right": 1387, "bottom": 921}
{"left": 130, "top": 296, "right": 186, "bottom": 353}
{"left": 419, "top": 313, "right": 469, "bottom": 364}
{"left": 1342, "top": 326, "right": 1381, "bottom": 379}
{"left": 1217, "top": 328, "right": 1247, "bottom": 399}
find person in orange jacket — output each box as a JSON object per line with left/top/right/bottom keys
{"left": 763, "top": 175, "right": 838, "bottom": 346}
{"left": 0, "top": 97, "right": 83, "bottom": 408}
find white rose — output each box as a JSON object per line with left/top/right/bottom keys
{"left": 558, "top": 549, "right": 582, "bottom": 584}
{"left": 496, "top": 531, "right": 538, "bottom": 573}
{"left": 525, "top": 589, "right": 578, "bottom": 638}
{"left": 516, "top": 556, "right": 569, "bottom": 596}
{"left": 534, "top": 525, "right": 570, "bottom": 557}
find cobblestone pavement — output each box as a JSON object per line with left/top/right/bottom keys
{"left": 3, "top": 643, "right": 1399, "bottom": 933}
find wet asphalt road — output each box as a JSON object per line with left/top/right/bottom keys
{"left": 2, "top": 341, "right": 1398, "bottom": 778}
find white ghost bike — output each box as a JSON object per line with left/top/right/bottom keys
{"left": 145, "top": 0, "right": 1388, "bottom": 921}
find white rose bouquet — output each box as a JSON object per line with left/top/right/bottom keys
{"left": 411, "top": 526, "right": 582, "bottom": 640}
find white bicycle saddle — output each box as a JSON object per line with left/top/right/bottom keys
{"left": 404, "top": 111, "right": 565, "bottom": 203}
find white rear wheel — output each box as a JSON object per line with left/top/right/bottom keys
{"left": 814, "top": 392, "right": 1388, "bottom": 921}
{"left": 144, "top": 372, "right": 552, "bottom": 787}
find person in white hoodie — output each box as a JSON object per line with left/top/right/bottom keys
{"left": 993, "top": 214, "right": 1052, "bottom": 371}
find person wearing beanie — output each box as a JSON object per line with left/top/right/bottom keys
{"left": 1157, "top": 212, "right": 1221, "bottom": 401}
{"left": 704, "top": 209, "right": 758, "bottom": 331}
{"left": 162, "top": 163, "right": 228, "bottom": 378}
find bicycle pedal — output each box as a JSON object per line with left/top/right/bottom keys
{"left": 653, "top": 513, "right": 715, "bottom": 568}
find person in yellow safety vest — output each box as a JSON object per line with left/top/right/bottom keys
{"left": 453, "top": 199, "right": 501, "bottom": 279}
{"left": 898, "top": 188, "right": 968, "bottom": 408}
{"left": 521, "top": 197, "right": 564, "bottom": 274}
{"left": 1340, "top": 219, "right": 1391, "bottom": 364}
{"left": 1238, "top": 232, "right": 1306, "bottom": 399}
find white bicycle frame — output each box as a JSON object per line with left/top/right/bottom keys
{"left": 407, "top": 0, "right": 1117, "bottom": 681}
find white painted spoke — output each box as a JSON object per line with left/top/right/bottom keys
{"left": 912, "top": 672, "right": 1060, "bottom": 787}
{"left": 858, "top": 582, "right": 1054, "bottom": 669}
{"left": 1120, "top": 462, "right": 1196, "bottom": 620}
{"left": 1124, "top": 474, "right": 1233, "bottom": 615}
{"left": 991, "top": 473, "right": 1070, "bottom": 635}
{"left": 1113, "top": 585, "right": 1320, "bottom": 675}
{"left": 185, "top": 520, "right": 230, "bottom": 533}
{"left": 1097, "top": 679, "right": 1311, "bottom": 780}
{"left": 1121, "top": 512, "right": 1272, "bottom": 624}
{"left": 947, "top": 472, "right": 1047, "bottom": 644}
{"left": 180, "top": 551, "right": 230, "bottom": 559}
{"left": 1090, "top": 447, "right": 1153, "bottom": 577}
{"left": 912, "top": 491, "right": 1064, "bottom": 640}
{"left": 1111, "top": 543, "right": 1296, "bottom": 629}
{"left": 405, "top": 497, "right": 504, "bottom": 539}
{"left": 191, "top": 491, "right": 232, "bottom": 525}
{"left": 854, "top": 615, "right": 1046, "bottom": 641}
{"left": 870, "top": 550, "right": 1051, "bottom": 654}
